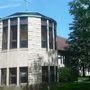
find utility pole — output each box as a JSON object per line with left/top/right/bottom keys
{"left": 24, "top": 0, "right": 30, "bottom": 11}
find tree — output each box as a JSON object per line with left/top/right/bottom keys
{"left": 68, "top": 0, "right": 90, "bottom": 77}
{"left": 59, "top": 67, "right": 78, "bottom": 82}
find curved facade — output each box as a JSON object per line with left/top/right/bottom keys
{"left": 0, "top": 12, "right": 57, "bottom": 86}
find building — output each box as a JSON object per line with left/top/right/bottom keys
{"left": 56, "top": 36, "right": 68, "bottom": 68}
{"left": 57, "top": 36, "right": 90, "bottom": 76}
{"left": 0, "top": 12, "right": 57, "bottom": 86}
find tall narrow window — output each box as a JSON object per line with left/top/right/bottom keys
{"left": 41, "top": 19, "right": 47, "bottom": 48}
{"left": 42, "top": 66, "right": 48, "bottom": 83}
{"left": 50, "top": 66, "right": 54, "bottom": 82}
{"left": 49, "top": 27, "right": 53, "bottom": 49}
{"left": 19, "top": 67, "right": 28, "bottom": 84}
{"left": 41, "top": 26, "right": 47, "bottom": 48}
{"left": 1, "top": 68, "right": 7, "bottom": 85}
{"left": 56, "top": 66, "right": 57, "bottom": 82}
{"left": 20, "top": 17, "right": 28, "bottom": 48}
{"left": 9, "top": 68, "right": 17, "bottom": 85}
{"left": 54, "top": 24, "right": 57, "bottom": 50}
{"left": 2, "top": 20, "right": 8, "bottom": 50}
{"left": 49, "top": 21, "right": 53, "bottom": 49}
{"left": 10, "top": 18, "right": 17, "bottom": 49}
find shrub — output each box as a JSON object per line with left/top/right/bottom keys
{"left": 58, "top": 67, "right": 78, "bottom": 82}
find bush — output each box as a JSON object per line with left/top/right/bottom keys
{"left": 58, "top": 67, "right": 78, "bottom": 82}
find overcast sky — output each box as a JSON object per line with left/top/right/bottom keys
{"left": 0, "top": 0, "right": 73, "bottom": 38}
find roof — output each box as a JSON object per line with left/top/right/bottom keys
{"left": 56, "top": 36, "right": 68, "bottom": 50}
{"left": 2, "top": 12, "right": 56, "bottom": 23}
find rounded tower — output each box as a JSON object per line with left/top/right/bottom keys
{"left": 0, "top": 12, "right": 57, "bottom": 86}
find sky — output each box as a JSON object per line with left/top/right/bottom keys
{"left": 0, "top": 0, "right": 73, "bottom": 38}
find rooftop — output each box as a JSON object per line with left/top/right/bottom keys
{"left": 2, "top": 12, "right": 56, "bottom": 23}
{"left": 56, "top": 36, "right": 68, "bottom": 51}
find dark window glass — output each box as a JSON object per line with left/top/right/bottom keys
{"left": 49, "top": 27, "right": 53, "bottom": 49}
{"left": 1, "top": 68, "right": 7, "bottom": 85}
{"left": 49, "top": 20, "right": 53, "bottom": 28}
{"left": 3, "top": 20, "right": 8, "bottom": 27}
{"left": 42, "top": 66, "right": 48, "bottom": 83}
{"left": 10, "top": 18, "right": 17, "bottom": 49}
{"left": 20, "top": 24, "right": 28, "bottom": 48}
{"left": 41, "top": 19, "right": 47, "bottom": 48}
{"left": 9, "top": 68, "right": 17, "bottom": 85}
{"left": 41, "top": 18, "right": 47, "bottom": 26}
{"left": 2, "top": 27, "right": 8, "bottom": 50}
{"left": 54, "top": 25, "right": 57, "bottom": 50}
{"left": 56, "top": 66, "right": 57, "bottom": 82}
{"left": 20, "top": 17, "right": 28, "bottom": 24}
{"left": 10, "top": 18, "right": 17, "bottom": 25}
{"left": 2, "top": 20, "right": 8, "bottom": 50}
{"left": 50, "top": 66, "right": 54, "bottom": 82}
{"left": 19, "top": 67, "right": 28, "bottom": 84}
{"left": 41, "top": 26, "right": 47, "bottom": 48}
{"left": 20, "top": 17, "right": 28, "bottom": 48}
{"left": 10, "top": 25, "right": 17, "bottom": 48}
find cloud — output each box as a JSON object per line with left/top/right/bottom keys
{"left": 0, "top": 3, "right": 21, "bottom": 9}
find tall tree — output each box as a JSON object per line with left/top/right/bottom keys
{"left": 68, "top": 0, "right": 90, "bottom": 76}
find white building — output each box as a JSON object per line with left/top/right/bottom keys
{"left": 0, "top": 12, "right": 57, "bottom": 86}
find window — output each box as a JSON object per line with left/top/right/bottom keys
{"left": 20, "top": 17, "right": 28, "bottom": 24}
{"left": 20, "top": 24, "right": 28, "bottom": 48}
{"left": 1, "top": 68, "right": 7, "bottom": 85}
{"left": 49, "top": 27, "right": 53, "bottom": 49}
{"left": 10, "top": 25, "right": 17, "bottom": 48}
{"left": 56, "top": 66, "right": 57, "bottom": 82}
{"left": 10, "top": 18, "right": 17, "bottom": 25}
{"left": 19, "top": 67, "right": 28, "bottom": 84}
{"left": 10, "top": 18, "right": 17, "bottom": 49}
{"left": 2, "top": 27, "right": 8, "bottom": 50}
{"left": 9, "top": 68, "right": 17, "bottom": 85}
{"left": 49, "top": 20, "right": 53, "bottom": 28}
{"left": 42, "top": 66, "right": 48, "bottom": 83}
{"left": 41, "top": 26, "right": 47, "bottom": 48}
{"left": 41, "top": 18, "right": 47, "bottom": 26}
{"left": 41, "top": 19, "right": 47, "bottom": 48}
{"left": 20, "top": 17, "right": 28, "bottom": 48}
{"left": 3, "top": 20, "right": 8, "bottom": 27}
{"left": 54, "top": 24, "right": 57, "bottom": 50}
{"left": 50, "top": 66, "right": 54, "bottom": 82}
{"left": 2, "top": 20, "right": 8, "bottom": 50}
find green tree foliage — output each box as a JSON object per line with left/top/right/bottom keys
{"left": 68, "top": 0, "right": 90, "bottom": 76}
{"left": 59, "top": 67, "right": 78, "bottom": 82}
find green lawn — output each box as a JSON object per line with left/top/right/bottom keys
{"left": 50, "top": 82, "right": 90, "bottom": 90}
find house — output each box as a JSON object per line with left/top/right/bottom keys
{"left": 56, "top": 36, "right": 90, "bottom": 76}
{"left": 56, "top": 36, "right": 68, "bottom": 68}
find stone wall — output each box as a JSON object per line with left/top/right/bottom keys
{"left": 0, "top": 17, "right": 57, "bottom": 86}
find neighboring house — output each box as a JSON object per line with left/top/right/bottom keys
{"left": 56, "top": 36, "right": 68, "bottom": 68}
{"left": 0, "top": 12, "right": 57, "bottom": 87}
{"left": 56, "top": 36, "right": 90, "bottom": 76}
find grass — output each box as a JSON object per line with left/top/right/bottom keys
{"left": 50, "top": 82, "right": 90, "bottom": 90}
{"left": 78, "top": 76, "right": 90, "bottom": 82}
{"left": 0, "top": 77, "right": 90, "bottom": 90}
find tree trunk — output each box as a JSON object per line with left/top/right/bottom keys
{"left": 82, "top": 66, "right": 85, "bottom": 77}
